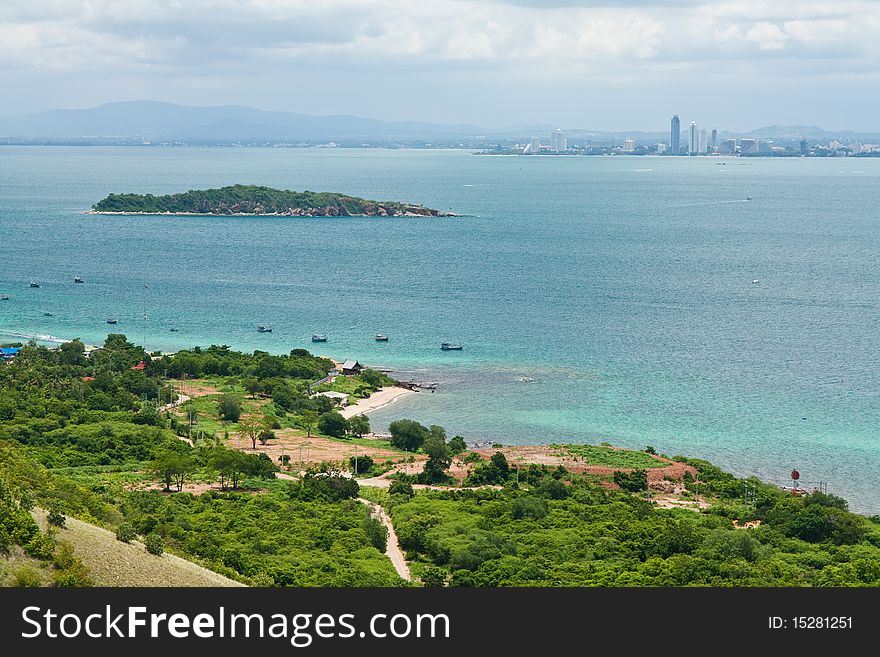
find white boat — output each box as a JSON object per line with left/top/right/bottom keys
{"left": 257, "top": 325, "right": 273, "bottom": 333}
{"left": 312, "top": 334, "right": 328, "bottom": 342}
{"left": 74, "top": 276, "right": 84, "bottom": 283}
{"left": 374, "top": 333, "right": 389, "bottom": 341}
{"left": 106, "top": 318, "right": 118, "bottom": 324}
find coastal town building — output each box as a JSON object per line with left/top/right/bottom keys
{"left": 0, "top": 347, "right": 21, "bottom": 361}
{"left": 670, "top": 114, "right": 680, "bottom": 152}
{"left": 688, "top": 121, "right": 698, "bottom": 155}
{"left": 341, "top": 359, "right": 364, "bottom": 375}
{"left": 550, "top": 129, "right": 567, "bottom": 153}
{"left": 623, "top": 138, "right": 635, "bottom": 152}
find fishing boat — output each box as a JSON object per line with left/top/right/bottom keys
{"left": 74, "top": 276, "right": 84, "bottom": 283}
{"left": 440, "top": 342, "right": 463, "bottom": 351}
{"left": 374, "top": 334, "right": 389, "bottom": 341}
{"left": 43, "top": 312, "right": 53, "bottom": 317}
{"left": 256, "top": 325, "right": 273, "bottom": 333}
{"left": 311, "top": 334, "right": 328, "bottom": 342}
{"left": 106, "top": 318, "right": 118, "bottom": 324}
{"left": 1, "top": 295, "right": 9, "bottom": 301}
{"left": 169, "top": 328, "right": 179, "bottom": 332}
{"left": 29, "top": 282, "right": 40, "bottom": 288}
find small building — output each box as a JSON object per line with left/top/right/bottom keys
{"left": 341, "top": 359, "right": 363, "bottom": 376}
{"left": 312, "top": 391, "right": 350, "bottom": 407}
{"left": 0, "top": 347, "right": 21, "bottom": 361}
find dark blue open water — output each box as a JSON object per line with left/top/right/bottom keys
{"left": 1, "top": 147, "right": 878, "bottom": 511}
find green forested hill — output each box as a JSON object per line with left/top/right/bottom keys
{"left": 92, "top": 185, "right": 451, "bottom": 216}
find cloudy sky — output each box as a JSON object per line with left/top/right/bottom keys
{"left": 1, "top": 0, "right": 878, "bottom": 130}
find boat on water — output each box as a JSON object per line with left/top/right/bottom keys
{"left": 106, "top": 318, "right": 118, "bottom": 324}
{"left": 43, "top": 312, "right": 53, "bottom": 317}
{"left": 440, "top": 342, "right": 463, "bottom": 351}
{"left": 311, "top": 334, "right": 328, "bottom": 342}
{"left": 374, "top": 334, "right": 389, "bottom": 341}
{"left": 1, "top": 295, "right": 9, "bottom": 301}
{"left": 746, "top": 196, "right": 752, "bottom": 201}
{"left": 169, "top": 328, "right": 179, "bottom": 333}
{"left": 74, "top": 276, "right": 84, "bottom": 283}
{"left": 29, "top": 282, "right": 40, "bottom": 288}
{"left": 257, "top": 325, "right": 273, "bottom": 333}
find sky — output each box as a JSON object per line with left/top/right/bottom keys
{"left": 1, "top": 0, "right": 879, "bottom": 131}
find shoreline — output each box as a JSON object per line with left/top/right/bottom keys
{"left": 340, "top": 386, "right": 416, "bottom": 419}
{"left": 85, "top": 210, "right": 459, "bottom": 217}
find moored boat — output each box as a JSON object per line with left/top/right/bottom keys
{"left": 74, "top": 276, "right": 84, "bottom": 283}
{"left": 106, "top": 318, "right": 118, "bottom": 324}
{"left": 257, "top": 325, "right": 273, "bottom": 333}
{"left": 440, "top": 342, "right": 463, "bottom": 351}
{"left": 311, "top": 334, "right": 328, "bottom": 342}
{"left": 374, "top": 333, "right": 389, "bottom": 341}
{"left": 29, "top": 281, "right": 40, "bottom": 288}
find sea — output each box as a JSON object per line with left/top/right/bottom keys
{"left": 1, "top": 146, "right": 878, "bottom": 512}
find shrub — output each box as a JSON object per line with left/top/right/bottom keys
{"left": 511, "top": 496, "right": 548, "bottom": 520}
{"left": 613, "top": 469, "right": 648, "bottom": 492}
{"left": 388, "top": 480, "right": 414, "bottom": 498}
{"left": 25, "top": 532, "right": 56, "bottom": 560}
{"left": 47, "top": 503, "right": 66, "bottom": 528}
{"left": 349, "top": 454, "right": 374, "bottom": 475}
{"left": 421, "top": 566, "right": 447, "bottom": 587}
{"left": 115, "top": 522, "right": 136, "bottom": 543}
{"left": 363, "top": 513, "right": 388, "bottom": 552}
{"left": 11, "top": 566, "right": 43, "bottom": 587}
{"left": 144, "top": 533, "right": 164, "bottom": 556}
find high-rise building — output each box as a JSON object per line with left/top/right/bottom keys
{"left": 656, "top": 143, "right": 667, "bottom": 154}
{"left": 550, "top": 129, "right": 567, "bottom": 153}
{"left": 719, "top": 138, "right": 737, "bottom": 155}
{"left": 710, "top": 129, "right": 717, "bottom": 152}
{"left": 799, "top": 139, "right": 808, "bottom": 155}
{"left": 623, "top": 138, "right": 635, "bottom": 152}
{"left": 688, "top": 121, "right": 698, "bottom": 155}
{"left": 670, "top": 115, "right": 680, "bottom": 152}
{"left": 699, "top": 129, "right": 708, "bottom": 153}
{"left": 739, "top": 139, "right": 758, "bottom": 154}
{"left": 527, "top": 137, "right": 541, "bottom": 154}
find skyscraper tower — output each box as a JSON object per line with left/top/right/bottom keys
{"left": 689, "top": 121, "right": 698, "bottom": 155}
{"left": 670, "top": 114, "right": 680, "bottom": 153}
{"left": 710, "top": 128, "right": 718, "bottom": 152}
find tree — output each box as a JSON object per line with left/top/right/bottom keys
{"left": 421, "top": 433, "right": 452, "bottom": 483}
{"left": 388, "top": 480, "right": 414, "bottom": 498}
{"left": 613, "top": 469, "right": 648, "bottom": 492}
{"left": 149, "top": 449, "right": 195, "bottom": 492}
{"left": 389, "top": 419, "right": 429, "bottom": 452}
{"left": 218, "top": 394, "right": 241, "bottom": 422}
{"left": 448, "top": 435, "right": 467, "bottom": 455}
{"left": 421, "top": 567, "right": 447, "bottom": 588}
{"left": 318, "top": 411, "right": 348, "bottom": 438}
{"left": 238, "top": 416, "right": 263, "bottom": 450}
{"left": 301, "top": 410, "right": 319, "bottom": 438}
{"left": 242, "top": 377, "right": 261, "bottom": 398}
{"left": 349, "top": 414, "right": 371, "bottom": 438}
{"left": 349, "top": 454, "right": 374, "bottom": 474}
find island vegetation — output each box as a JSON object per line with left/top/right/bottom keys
{"left": 2, "top": 335, "right": 879, "bottom": 588}
{"left": 91, "top": 185, "right": 453, "bottom": 217}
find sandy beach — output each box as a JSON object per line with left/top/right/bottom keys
{"left": 340, "top": 386, "right": 415, "bottom": 419}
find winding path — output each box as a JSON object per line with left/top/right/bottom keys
{"left": 358, "top": 497, "right": 411, "bottom": 582}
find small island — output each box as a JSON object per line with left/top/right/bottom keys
{"left": 91, "top": 184, "right": 455, "bottom": 217}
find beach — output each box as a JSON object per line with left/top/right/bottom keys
{"left": 340, "top": 386, "right": 415, "bottom": 419}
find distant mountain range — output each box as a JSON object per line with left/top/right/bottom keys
{"left": 0, "top": 101, "right": 487, "bottom": 143}
{"left": 1, "top": 101, "right": 877, "bottom": 144}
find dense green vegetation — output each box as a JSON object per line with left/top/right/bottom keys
{"left": 92, "top": 185, "right": 447, "bottom": 216}
{"left": 389, "top": 461, "right": 880, "bottom": 586}
{"left": 3, "top": 336, "right": 880, "bottom": 588}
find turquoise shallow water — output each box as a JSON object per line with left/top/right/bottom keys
{"left": 1, "top": 147, "right": 878, "bottom": 511}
